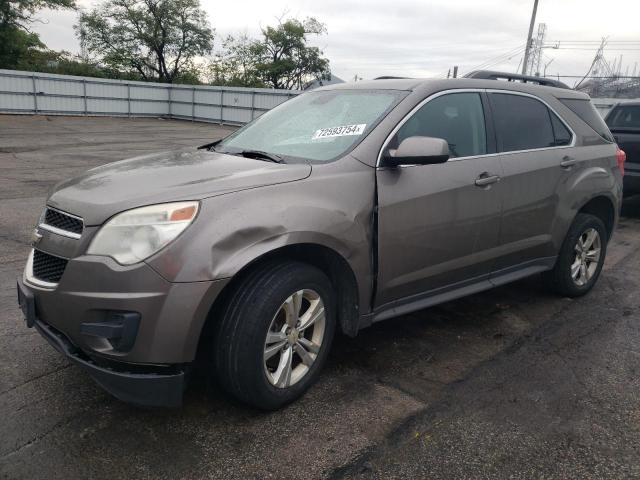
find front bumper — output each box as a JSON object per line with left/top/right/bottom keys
{"left": 18, "top": 277, "right": 185, "bottom": 407}
{"left": 21, "top": 252, "right": 228, "bottom": 364}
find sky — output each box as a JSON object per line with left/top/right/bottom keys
{"left": 32, "top": 0, "right": 640, "bottom": 86}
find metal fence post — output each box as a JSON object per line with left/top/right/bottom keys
{"left": 192, "top": 87, "right": 196, "bottom": 122}
{"left": 82, "top": 79, "right": 87, "bottom": 115}
{"left": 250, "top": 91, "right": 256, "bottom": 120}
{"left": 219, "top": 90, "right": 224, "bottom": 124}
{"left": 168, "top": 85, "right": 172, "bottom": 119}
{"left": 127, "top": 83, "right": 131, "bottom": 117}
{"left": 32, "top": 74, "right": 38, "bottom": 114}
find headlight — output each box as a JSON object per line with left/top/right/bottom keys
{"left": 87, "top": 201, "right": 199, "bottom": 265}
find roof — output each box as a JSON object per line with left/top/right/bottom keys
{"left": 463, "top": 70, "right": 570, "bottom": 89}
{"left": 316, "top": 77, "right": 589, "bottom": 99}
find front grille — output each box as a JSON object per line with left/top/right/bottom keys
{"left": 32, "top": 249, "right": 68, "bottom": 284}
{"left": 43, "top": 208, "right": 83, "bottom": 236}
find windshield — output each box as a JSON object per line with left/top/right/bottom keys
{"left": 216, "top": 89, "right": 406, "bottom": 163}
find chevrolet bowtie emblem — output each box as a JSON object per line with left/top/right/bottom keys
{"left": 31, "top": 229, "right": 43, "bottom": 247}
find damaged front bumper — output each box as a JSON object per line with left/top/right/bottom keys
{"left": 17, "top": 277, "right": 185, "bottom": 407}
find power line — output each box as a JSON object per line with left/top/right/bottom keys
{"left": 544, "top": 47, "right": 640, "bottom": 51}
{"left": 463, "top": 45, "right": 525, "bottom": 74}
{"left": 546, "top": 75, "right": 640, "bottom": 79}
{"left": 546, "top": 40, "right": 640, "bottom": 44}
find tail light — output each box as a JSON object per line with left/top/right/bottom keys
{"left": 616, "top": 146, "right": 626, "bottom": 176}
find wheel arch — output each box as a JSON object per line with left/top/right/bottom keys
{"left": 196, "top": 242, "right": 362, "bottom": 362}
{"left": 575, "top": 194, "right": 617, "bottom": 239}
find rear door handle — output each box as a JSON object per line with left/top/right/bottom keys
{"left": 475, "top": 173, "right": 501, "bottom": 187}
{"left": 560, "top": 156, "right": 578, "bottom": 169}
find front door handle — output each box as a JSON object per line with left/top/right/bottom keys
{"left": 560, "top": 156, "right": 578, "bottom": 169}
{"left": 475, "top": 173, "right": 501, "bottom": 187}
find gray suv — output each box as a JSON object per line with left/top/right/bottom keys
{"left": 17, "top": 72, "right": 624, "bottom": 410}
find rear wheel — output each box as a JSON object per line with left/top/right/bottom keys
{"left": 213, "top": 261, "right": 336, "bottom": 410}
{"left": 545, "top": 213, "right": 608, "bottom": 297}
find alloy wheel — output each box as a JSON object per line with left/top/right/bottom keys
{"left": 571, "top": 227, "right": 601, "bottom": 286}
{"left": 263, "top": 289, "right": 326, "bottom": 388}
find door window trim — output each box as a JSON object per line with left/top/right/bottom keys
{"left": 376, "top": 88, "right": 577, "bottom": 167}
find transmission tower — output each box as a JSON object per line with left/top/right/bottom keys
{"left": 525, "top": 23, "right": 546, "bottom": 76}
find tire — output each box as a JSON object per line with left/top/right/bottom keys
{"left": 544, "top": 213, "right": 608, "bottom": 297}
{"left": 213, "top": 261, "right": 336, "bottom": 410}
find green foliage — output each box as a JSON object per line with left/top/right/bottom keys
{"left": 208, "top": 17, "right": 330, "bottom": 90}
{"left": 0, "top": 0, "right": 75, "bottom": 69}
{"left": 252, "top": 17, "right": 331, "bottom": 90}
{"left": 16, "top": 49, "right": 140, "bottom": 79}
{"left": 0, "top": 0, "right": 332, "bottom": 89}
{"left": 77, "top": 0, "right": 213, "bottom": 83}
{"left": 208, "top": 34, "right": 265, "bottom": 87}
{"left": 0, "top": 0, "right": 75, "bottom": 29}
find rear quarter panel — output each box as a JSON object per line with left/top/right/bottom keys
{"left": 554, "top": 143, "right": 621, "bottom": 246}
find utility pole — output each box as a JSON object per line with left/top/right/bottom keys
{"left": 452, "top": 66, "right": 458, "bottom": 78}
{"left": 521, "top": 0, "right": 539, "bottom": 75}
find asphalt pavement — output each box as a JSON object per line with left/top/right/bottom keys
{"left": 1, "top": 115, "right": 639, "bottom": 479}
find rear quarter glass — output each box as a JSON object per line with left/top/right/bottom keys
{"left": 560, "top": 98, "right": 614, "bottom": 142}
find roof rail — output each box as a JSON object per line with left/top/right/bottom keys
{"left": 463, "top": 70, "right": 570, "bottom": 89}
{"left": 373, "top": 76, "right": 412, "bottom": 80}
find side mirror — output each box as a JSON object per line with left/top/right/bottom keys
{"left": 382, "top": 136, "right": 450, "bottom": 167}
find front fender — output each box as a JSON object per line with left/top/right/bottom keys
{"left": 207, "top": 230, "right": 361, "bottom": 280}
{"left": 146, "top": 159, "right": 376, "bottom": 311}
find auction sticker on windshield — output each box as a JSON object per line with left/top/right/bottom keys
{"left": 312, "top": 124, "right": 366, "bottom": 140}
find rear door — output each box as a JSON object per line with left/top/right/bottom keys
{"left": 375, "top": 91, "right": 504, "bottom": 306}
{"left": 487, "top": 91, "right": 577, "bottom": 274}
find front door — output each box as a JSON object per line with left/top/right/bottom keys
{"left": 376, "top": 91, "right": 503, "bottom": 307}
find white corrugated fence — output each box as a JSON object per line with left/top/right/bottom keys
{"left": 1, "top": 69, "right": 635, "bottom": 122}
{"left": 0, "top": 69, "right": 300, "bottom": 125}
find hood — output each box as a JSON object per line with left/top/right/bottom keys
{"left": 48, "top": 149, "right": 312, "bottom": 226}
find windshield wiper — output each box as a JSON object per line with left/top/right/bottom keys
{"left": 239, "top": 150, "right": 284, "bottom": 163}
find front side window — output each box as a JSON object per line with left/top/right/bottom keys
{"left": 392, "top": 92, "right": 487, "bottom": 158}
{"left": 216, "top": 89, "right": 406, "bottom": 163}
{"left": 606, "top": 105, "right": 640, "bottom": 129}
{"left": 489, "top": 93, "right": 558, "bottom": 152}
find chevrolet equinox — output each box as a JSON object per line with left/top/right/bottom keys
{"left": 17, "top": 72, "right": 625, "bottom": 410}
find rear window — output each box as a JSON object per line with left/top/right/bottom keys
{"left": 559, "top": 98, "right": 614, "bottom": 142}
{"left": 606, "top": 105, "right": 640, "bottom": 129}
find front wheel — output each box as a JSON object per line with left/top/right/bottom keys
{"left": 213, "top": 261, "right": 336, "bottom": 410}
{"left": 545, "top": 213, "right": 608, "bottom": 297}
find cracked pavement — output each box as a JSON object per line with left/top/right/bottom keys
{"left": 1, "top": 116, "right": 639, "bottom": 479}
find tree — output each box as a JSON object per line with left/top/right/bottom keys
{"left": 0, "top": 0, "right": 75, "bottom": 68}
{"left": 208, "top": 34, "right": 264, "bottom": 87}
{"left": 77, "top": 0, "right": 213, "bottom": 83}
{"left": 252, "top": 17, "right": 331, "bottom": 90}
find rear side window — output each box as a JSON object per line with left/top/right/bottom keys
{"left": 550, "top": 113, "right": 572, "bottom": 146}
{"left": 489, "top": 93, "right": 558, "bottom": 152}
{"left": 560, "top": 98, "right": 614, "bottom": 142}
{"left": 606, "top": 105, "right": 640, "bottom": 129}
{"left": 394, "top": 92, "right": 487, "bottom": 158}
